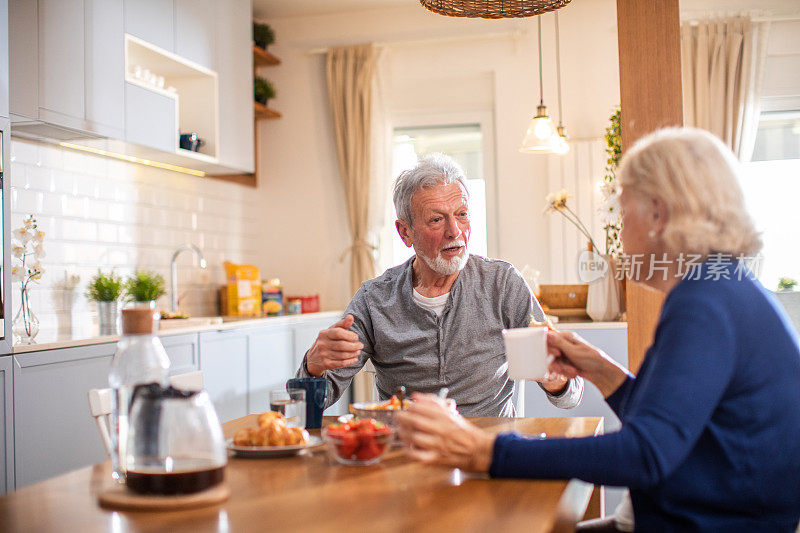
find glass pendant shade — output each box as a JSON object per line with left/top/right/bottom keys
{"left": 551, "top": 125, "right": 570, "bottom": 154}
{"left": 520, "top": 104, "right": 556, "bottom": 152}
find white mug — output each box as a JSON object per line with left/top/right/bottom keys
{"left": 502, "top": 326, "right": 549, "bottom": 381}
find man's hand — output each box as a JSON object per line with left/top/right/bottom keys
{"left": 538, "top": 371, "right": 570, "bottom": 395}
{"left": 305, "top": 314, "right": 364, "bottom": 377}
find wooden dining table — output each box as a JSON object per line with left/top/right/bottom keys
{"left": 0, "top": 415, "right": 603, "bottom": 532}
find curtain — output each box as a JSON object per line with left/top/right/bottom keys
{"left": 681, "top": 17, "right": 770, "bottom": 161}
{"left": 326, "top": 43, "right": 380, "bottom": 295}
{"left": 327, "top": 44, "right": 387, "bottom": 404}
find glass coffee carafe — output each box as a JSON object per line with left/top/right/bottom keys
{"left": 125, "top": 383, "right": 227, "bottom": 495}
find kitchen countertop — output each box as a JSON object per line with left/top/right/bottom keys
{"left": 12, "top": 311, "right": 342, "bottom": 354}
{"left": 10, "top": 313, "right": 626, "bottom": 354}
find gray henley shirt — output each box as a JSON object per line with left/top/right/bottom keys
{"left": 296, "top": 255, "right": 583, "bottom": 416}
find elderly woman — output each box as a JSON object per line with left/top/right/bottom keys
{"left": 397, "top": 128, "right": 800, "bottom": 531}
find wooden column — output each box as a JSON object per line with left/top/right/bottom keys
{"left": 616, "top": 0, "right": 683, "bottom": 372}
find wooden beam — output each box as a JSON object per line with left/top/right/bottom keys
{"left": 616, "top": 0, "right": 683, "bottom": 372}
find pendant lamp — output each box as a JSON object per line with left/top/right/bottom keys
{"left": 520, "top": 16, "right": 556, "bottom": 153}
{"left": 551, "top": 11, "right": 570, "bottom": 154}
{"left": 420, "top": 0, "right": 572, "bottom": 19}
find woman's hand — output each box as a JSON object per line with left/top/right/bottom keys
{"left": 396, "top": 393, "right": 496, "bottom": 473}
{"left": 547, "top": 330, "right": 631, "bottom": 398}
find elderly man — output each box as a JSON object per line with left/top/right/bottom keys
{"left": 296, "top": 153, "right": 583, "bottom": 416}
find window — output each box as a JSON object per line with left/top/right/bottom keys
{"left": 741, "top": 108, "right": 800, "bottom": 291}
{"left": 377, "top": 123, "right": 490, "bottom": 271}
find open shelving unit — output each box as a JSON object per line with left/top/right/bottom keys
{"left": 253, "top": 45, "right": 281, "bottom": 120}
{"left": 124, "top": 34, "right": 220, "bottom": 161}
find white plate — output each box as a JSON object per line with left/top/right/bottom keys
{"left": 226, "top": 435, "right": 323, "bottom": 458}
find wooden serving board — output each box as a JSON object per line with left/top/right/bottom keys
{"left": 97, "top": 483, "right": 230, "bottom": 511}
{"left": 547, "top": 308, "right": 590, "bottom": 319}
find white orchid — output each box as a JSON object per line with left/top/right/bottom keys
{"left": 33, "top": 243, "right": 46, "bottom": 259}
{"left": 11, "top": 245, "right": 25, "bottom": 258}
{"left": 11, "top": 267, "right": 23, "bottom": 282}
{"left": 23, "top": 216, "right": 35, "bottom": 229}
{"left": 13, "top": 228, "right": 31, "bottom": 244}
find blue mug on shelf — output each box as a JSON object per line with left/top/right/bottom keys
{"left": 286, "top": 377, "right": 327, "bottom": 429}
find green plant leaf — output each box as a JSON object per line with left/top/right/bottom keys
{"left": 86, "top": 269, "right": 122, "bottom": 302}
{"left": 125, "top": 270, "right": 166, "bottom": 302}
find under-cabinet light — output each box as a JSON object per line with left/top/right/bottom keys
{"left": 58, "top": 142, "right": 206, "bottom": 177}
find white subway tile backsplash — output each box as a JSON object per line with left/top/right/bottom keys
{"left": 10, "top": 139, "right": 258, "bottom": 329}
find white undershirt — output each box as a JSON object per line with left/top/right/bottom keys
{"left": 412, "top": 289, "right": 450, "bottom": 316}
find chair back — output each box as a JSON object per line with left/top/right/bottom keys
{"left": 87, "top": 370, "right": 205, "bottom": 457}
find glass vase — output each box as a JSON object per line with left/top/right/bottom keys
{"left": 13, "top": 287, "right": 40, "bottom": 345}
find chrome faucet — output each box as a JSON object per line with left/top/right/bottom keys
{"left": 170, "top": 243, "right": 208, "bottom": 312}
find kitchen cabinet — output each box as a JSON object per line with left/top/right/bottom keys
{"left": 13, "top": 343, "right": 115, "bottom": 488}
{"left": 0, "top": 0, "right": 9, "bottom": 119}
{"left": 247, "top": 325, "right": 295, "bottom": 414}
{"left": 37, "top": 0, "right": 85, "bottom": 128}
{"left": 0, "top": 356, "right": 13, "bottom": 494}
{"left": 84, "top": 0, "right": 125, "bottom": 138}
{"left": 9, "top": 0, "right": 39, "bottom": 121}
{"left": 123, "top": 0, "right": 174, "bottom": 54}
{"left": 10, "top": 0, "right": 124, "bottom": 136}
{"left": 175, "top": 0, "right": 216, "bottom": 70}
{"left": 292, "top": 315, "right": 351, "bottom": 415}
{"left": 214, "top": 0, "right": 254, "bottom": 174}
{"left": 199, "top": 329, "right": 249, "bottom": 424}
{"left": 124, "top": 82, "right": 177, "bottom": 154}
{"left": 161, "top": 332, "right": 200, "bottom": 375}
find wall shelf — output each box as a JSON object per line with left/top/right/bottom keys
{"left": 253, "top": 45, "right": 281, "bottom": 67}
{"left": 254, "top": 102, "right": 281, "bottom": 119}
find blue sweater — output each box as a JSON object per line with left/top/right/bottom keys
{"left": 490, "top": 263, "right": 800, "bottom": 531}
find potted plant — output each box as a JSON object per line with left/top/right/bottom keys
{"left": 86, "top": 270, "right": 123, "bottom": 335}
{"left": 125, "top": 270, "right": 166, "bottom": 309}
{"left": 778, "top": 277, "right": 798, "bottom": 292}
{"left": 254, "top": 76, "right": 276, "bottom": 106}
{"left": 253, "top": 23, "right": 275, "bottom": 51}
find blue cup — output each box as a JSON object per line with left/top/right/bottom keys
{"left": 286, "top": 377, "right": 327, "bottom": 429}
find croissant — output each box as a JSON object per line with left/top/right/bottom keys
{"left": 286, "top": 427, "right": 310, "bottom": 446}
{"left": 258, "top": 411, "right": 284, "bottom": 428}
{"left": 233, "top": 427, "right": 259, "bottom": 446}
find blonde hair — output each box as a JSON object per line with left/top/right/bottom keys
{"left": 619, "top": 128, "right": 761, "bottom": 258}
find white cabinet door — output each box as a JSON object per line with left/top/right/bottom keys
{"left": 0, "top": 0, "right": 9, "bottom": 119}
{"left": 199, "top": 330, "right": 248, "bottom": 424}
{"left": 174, "top": 0, "right": 215, "bottom": 70}
{"left": 292, "top": 317, "right": 352, "bottom": 416}
{"left": 84, "top": 0, "right": 125, "bottom": 138}
{"left": 214, "top": 0, "right": 254, "bottom": 173}
{"left": 247, "top": 326, "right": 295, "bottom": 414}
{"left": 9, "top": 0, "right": 39, "bottom": 120}
{"left": 161, "top": 333, "right": 200, "bottom": 375}
{"left": 123, "top": 0, "right": 174, "bottom": 53}
{"left": 38, "top": 0, "right": 85, "bottom": 128}
{"left": 125, "top": 82, "right": 177, "bottom": 153}
{"left": 0, "top": 356, "right": 13, "bottom": 494}
{"left": 13, "top": 344, "right": 114, "bottom": 488}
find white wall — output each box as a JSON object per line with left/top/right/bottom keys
{"left": 255, "top": 0, "right": 621, "bottom": 310}
{"left": 9, "top": 139, "right": 259, "bottom": 335}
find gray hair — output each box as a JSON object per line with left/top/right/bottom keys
{"left": 619, "top": 127, "right": 762, "bottom": 257}
{"left": 392, "top": 153, "right": 469, "bottom": 225}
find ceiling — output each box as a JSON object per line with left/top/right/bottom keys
{"left": 253, "top": 0, "right": 413, "bottom": 19}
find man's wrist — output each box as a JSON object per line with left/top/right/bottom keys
{"left": 305, "top": 358, "right": 324, "bottom": 377}
{"left": 543, "top": 379, "right": 570, "bottom": 397}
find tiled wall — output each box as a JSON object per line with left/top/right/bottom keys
{"left": 9, "top": 139, "right": 260, "bottom": 336}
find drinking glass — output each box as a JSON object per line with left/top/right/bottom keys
{"left": 269, "top": 388, "right": 306, "bottom": 428}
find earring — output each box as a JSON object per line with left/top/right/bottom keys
{"left": 648, "top": 230, "right": 656, "bottom": 238}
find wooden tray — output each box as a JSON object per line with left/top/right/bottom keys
{"left": 546, "top": 308, "right": 590, "bottom": 320}
{"left": 538, "top": 284, "right": 588, "bottom": 309}
{"left": 98, "top": 483, "right": 230, "bottom": 511}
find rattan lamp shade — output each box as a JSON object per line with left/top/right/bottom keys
{"left": 420, "top": 0, "right": 572, "bottom": 19}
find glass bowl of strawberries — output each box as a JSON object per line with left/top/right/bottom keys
{"left": 322, "top": 418, "right": 394, "bottom": 465}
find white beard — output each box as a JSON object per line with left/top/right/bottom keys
{"left": 418, "top": 240, "right": 468, "bottom": 276}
